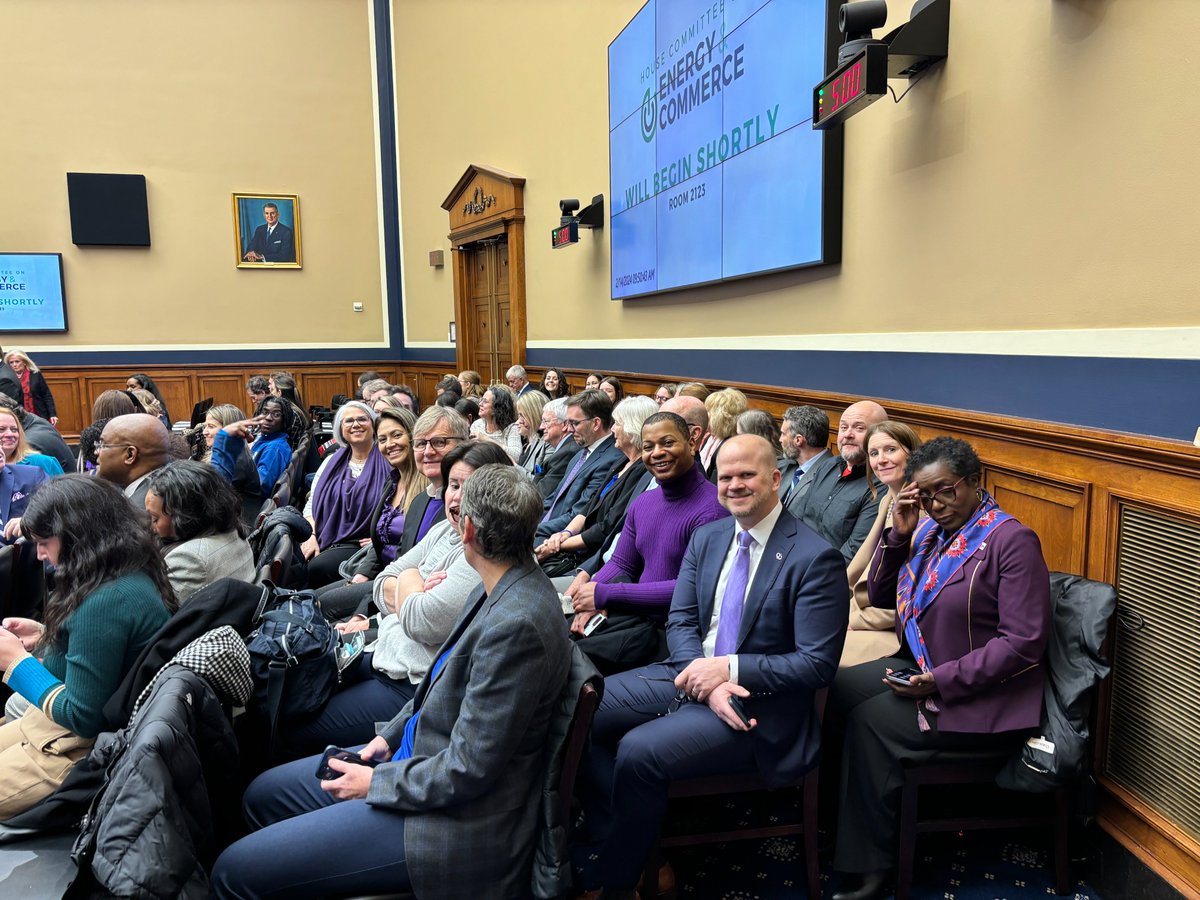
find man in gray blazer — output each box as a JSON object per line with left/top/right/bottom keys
{"left": 212, "top": 464, "right": 572, "bottom": 900}
{"left": 786, "top": 400, "right": 887, "bottom": 563}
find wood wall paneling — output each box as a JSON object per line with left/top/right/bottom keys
{"left": 300, "top": 373, "right": 354, "bottom": 410}
{"left": 197, "top": 375, "right": 252, "bottom": 414}
{"left": 41, "top": 376, "right": 83, "bottom": 435}
{"left": 983, "top": 464, "right": 1090, "bottom": 574}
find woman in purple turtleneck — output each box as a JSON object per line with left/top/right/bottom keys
{"left": 566, "top": 410, "right": 729, "bottom": 673}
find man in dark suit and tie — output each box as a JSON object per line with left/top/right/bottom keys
{"left": 212, "top": 464, "right": 572, "bottom": 900}
{"left": 534, "top": 397, "right": 582, "bottom": 498}
{"left": 94, "top": 413, "right": 171, "bottom": 510}
{"left": 242, "top": 202, "right": 296, "bottom": 263}
{"left": 577, "top": 434, "right": 848, "bottom": 898}
{"left": 535, "top": 390, "right": 625, "bottom": 542}
{"left": 779, "top": 404, "right": 833, "bottom": 503}
{"left": 505, "top": 364, "right": 538, "bottom": 398}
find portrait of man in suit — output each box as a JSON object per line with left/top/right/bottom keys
{"left": 234, "top": 194, "right": 301, "bottom": 267}
{"left": 576, "top": 434, "right": 849, "bottom": 896}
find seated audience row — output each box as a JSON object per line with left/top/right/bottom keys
{"left": 0, "top": 368, "right": 1054, "bottom": 900}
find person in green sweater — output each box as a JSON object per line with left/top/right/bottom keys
{"left": 0, "top": 475, "right": 176, "bottom": 817}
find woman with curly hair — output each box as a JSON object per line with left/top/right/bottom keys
{"left": 540, "top": 366, "right": 570, "bottom": 399}
{"left": 469, "top": 386, "right": 522, "bottom": 461}
{"left": 0, "top": 475, "right": 175, "bottom": 816}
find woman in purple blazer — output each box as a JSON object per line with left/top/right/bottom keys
{"left": 829, "top": 437, "right": 1051, "bottom": 900}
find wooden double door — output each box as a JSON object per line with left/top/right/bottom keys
{"left": 461, "top": 237, "right": 512, "bottom": 385}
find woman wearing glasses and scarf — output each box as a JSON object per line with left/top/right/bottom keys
{"left": 302, "top": 402, "right": 391, "bottom": 588}
{"left": 828, "top": 436, "right": 1051, "bottom": 900}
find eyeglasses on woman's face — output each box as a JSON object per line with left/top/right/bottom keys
{"left": 916, "top": 475, "right": 968, "bottom": 509}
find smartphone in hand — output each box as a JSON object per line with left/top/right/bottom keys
{"left": 315, "top": 746, "right": 381, "bottom": 780}
{"left": 728, "top": 694, "right": 752, "bottom": 727}
{"left": 885, "top": 666, "right": 923, "bottom": 686}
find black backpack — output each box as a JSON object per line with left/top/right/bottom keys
{"left": 245, "top": 582, "right": 340, "bottom": 755}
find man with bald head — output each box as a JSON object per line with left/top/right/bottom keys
{"left": 786, "top": 399, "right": 887, "bottom": 563}
{"left": 96, "top": 413, "right": 172, "bottom": 508}
{"left": 661, "top": 395, "right": 709, "bottom": 455}
{"left": 578, "top": 435, "right": 848, "bottom": 897}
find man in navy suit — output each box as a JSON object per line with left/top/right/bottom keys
{"left": 505, "top": 364, "right": 537, "bottom": 398}
{"left": 535, "top": 390, "right": 625, "bottom": 542}
{"left": 243, "top": 202, "right": 295, "bottom": 263}
{"left": 577, "top": 434, "right": 848, "bottom": 897}
{"left": 533, "top": 398, "right": 581, "bottom": 498}
{"left": 0, "top": 446, "right": 48, "bottom": 542}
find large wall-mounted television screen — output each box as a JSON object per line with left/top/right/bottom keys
{"left": 0, "top": 253, "right": 68, "bottom": 332}
{"left": 609, "top": 0, "right": 839, "bottom": 300}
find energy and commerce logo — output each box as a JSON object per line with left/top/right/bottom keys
{"left": 640, "top": 88, "right": 657, "bottom": 142}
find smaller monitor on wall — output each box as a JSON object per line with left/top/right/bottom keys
{"left": 0, "top": 253, "right": 68, "bottom": 333}
{"left": 66, "top": 172, "right": 151, "bottom": 246}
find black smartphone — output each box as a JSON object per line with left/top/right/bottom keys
{"left": 315, "top": 745, "right": 381, "bottom": 780}
{"left": 885, "top": 666, "right": 923, "bottom": 686}
{"left": 728, "top": 695, "right": 753, "bottom": 727}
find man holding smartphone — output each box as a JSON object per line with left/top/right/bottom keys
{"left": 577, "top": 434, "right": 849, "bottom": 899}
{"left": 212, "top": 465, "right": 571, "bottom": 900}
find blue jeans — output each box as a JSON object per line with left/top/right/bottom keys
{"left": 210, "top": 749, "right": 411, "bottom": 899}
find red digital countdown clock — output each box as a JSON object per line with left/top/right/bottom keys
{"left": 813, "top": 43, "right": 888, "bottom": 130}
{"left": 551, "top": 221, "right": 579, "bottom": 249}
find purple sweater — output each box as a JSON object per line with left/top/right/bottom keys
{"left": 593, "top": 462, "right": 729, "bottom": 618}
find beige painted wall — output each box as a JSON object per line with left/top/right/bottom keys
{"left": 0, "top": 0, "right": 384, "bottom": 349}
{"left": 394, "top": 0, "right": 1200, "bottom": 350}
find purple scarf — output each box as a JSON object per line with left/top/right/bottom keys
{"left": 896, "top": 490, "right": 1015, "bottom": 730}
{"left": 312, "top": 445, "right": 391, "bottom": 548}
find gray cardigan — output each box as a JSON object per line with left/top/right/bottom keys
{"left": 369, "top": 520, "right": 480, "bottom": 683}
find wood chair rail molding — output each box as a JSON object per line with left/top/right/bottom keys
{"left": 35, "top": 358, "right": 1200, "bottom": 895}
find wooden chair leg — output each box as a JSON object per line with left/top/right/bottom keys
{"left": 642, "top": 840, "right": 661, "bottom": 899}
{"left": 803, "top": 767, "right": 821, "bottom": 899}
{"left": 1053, "top": 786, "right": 1071, "bottom": 895}
{"left": 894, "top": 775, "right": 919, "bottom": 900}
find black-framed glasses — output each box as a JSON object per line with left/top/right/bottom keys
{"left": 916, "top": 475, "right": 968, "bottom": 508}
{"left": 414, "top": 437, "right": 457, "bottom": 452}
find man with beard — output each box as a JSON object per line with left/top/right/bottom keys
{"left": 786, "top": 399, "right": 887, "bottom": 563}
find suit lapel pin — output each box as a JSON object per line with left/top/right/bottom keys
{"left": 775, "top": 552, "right": 783, "bottom": 560}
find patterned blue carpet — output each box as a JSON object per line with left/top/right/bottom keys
{"left": 665, "top": 831, "right": 1099, "bottom": 899}
{"left": 578, "top": 787, "right": 1110, "bottom": 900}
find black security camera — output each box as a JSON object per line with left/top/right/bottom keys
{"left": 559, "top": 199, "right": 580, "bottom": 216}
{"left": 837, "top": 0, "right": 888, "bottom": 65}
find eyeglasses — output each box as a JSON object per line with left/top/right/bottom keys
{"left": 413, "top": 437, "right": 457, "bottom": 452}
{"left": 95, "top": 440, "right": 133, "bottom": 452}
{"left": 916, "top": 475, "right": 968, "bottom": 508}
{"left": 341, "top": 416, "right": 372, "bottom": 426}
{"left": 565, "top": 417, "right": 594, "bottom": 429}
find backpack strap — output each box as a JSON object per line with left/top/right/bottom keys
{"left": 264, "top": 659, "right": 288, "bottom": 757}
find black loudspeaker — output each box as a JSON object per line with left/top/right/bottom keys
{"left": 66, "top": 172, "right": 151, "bottom": 246}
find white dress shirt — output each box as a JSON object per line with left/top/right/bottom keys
{"left": 701, "top": 502, "right": 785, "bottom": 683}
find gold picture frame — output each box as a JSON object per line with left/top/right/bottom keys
{"left": 233, "top": 193, "right": 302, "bottom": 268}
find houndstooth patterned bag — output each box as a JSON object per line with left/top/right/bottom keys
{"left": 131, "top": 625, "right": 253, "bottom": 717}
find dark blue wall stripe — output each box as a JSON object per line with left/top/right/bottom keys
{"left": 526, "top": 347, "right": 1197, "bottom": 442}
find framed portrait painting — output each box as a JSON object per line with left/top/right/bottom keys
{"left": 233, "top": 193, "right": 301, "bottom": 268}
